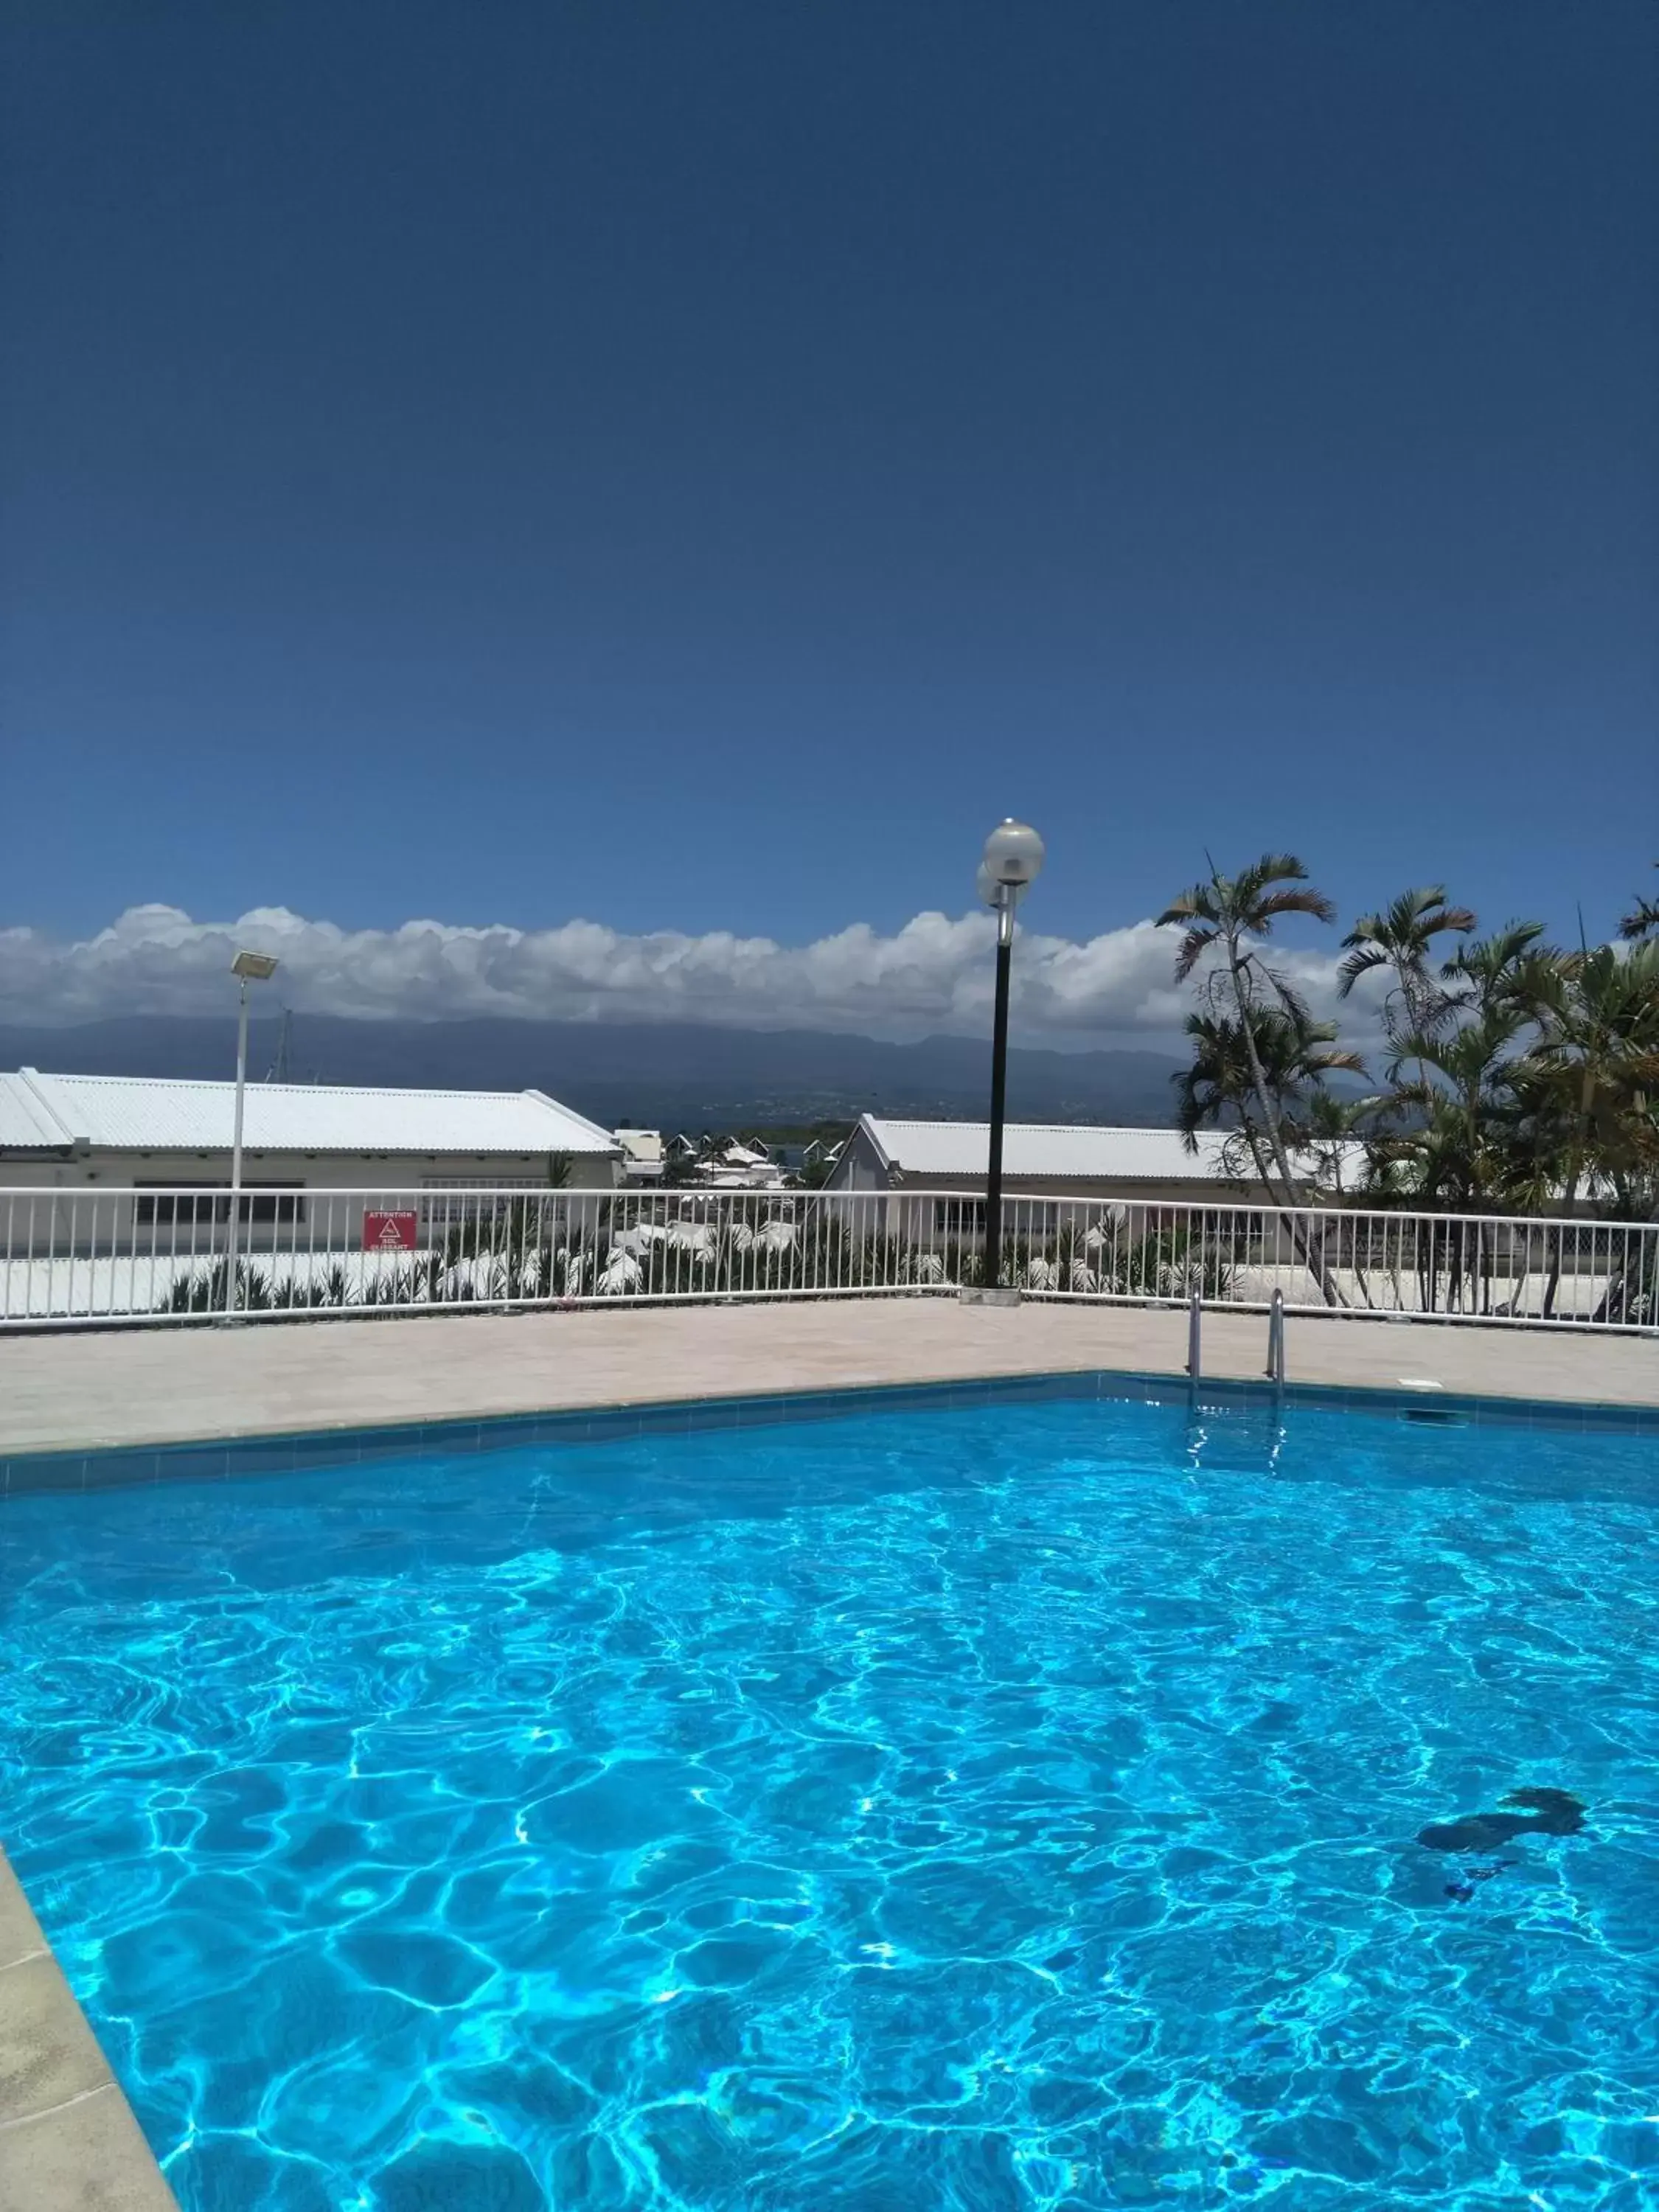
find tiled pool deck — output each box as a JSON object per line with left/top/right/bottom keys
{"left": 1, "top": 1298, "right": 1655, "bottom": 1481}
{"left": 1, "top": 1298, "right": 1655, "bottom": 2209}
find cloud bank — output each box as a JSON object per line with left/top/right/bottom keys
{"left": 0, "top": 903, "right": 1357, "bottom": 1045}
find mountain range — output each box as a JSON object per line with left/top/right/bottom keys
{"left": 0, "top": 1016, "right": 1186, "bottom": 1133}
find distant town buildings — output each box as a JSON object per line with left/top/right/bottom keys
{"left": 686, "top": 1138, "right": 787, "bottom": 1190}
{"left": 0, "top": 1071, "right": 860, "bottom": 1209}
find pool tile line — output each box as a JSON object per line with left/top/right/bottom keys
{"left": 1, "top": 1364, "right": 1655, "bottom": 1498}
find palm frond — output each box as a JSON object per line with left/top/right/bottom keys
{"left": 1156, "top": 884, "right": 1215, "bottom": 928}
{"left": 1169, "top": 925, "right": 1217, "bottom": 982}
{"left": 1442, "top": 919, "right": 1546, "bottom": 982}
{"left": 1253, "top": 885, "right": 1338, "bottom": 927}
{"left": 1238, "top": 852, "right": 1312, "bottom": 894}
{"left": 1619, "top": 866, "right": 1659, "bottom": 942}
{"left": 1265, "top": 970, "right": 1313, "bottom": 1026}
{"left": 1335, "top": 942, "right": 1390, "bottom": 995}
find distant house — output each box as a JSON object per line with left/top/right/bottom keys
{"left": 0, "top": 1068, "right": 622, "bottom": 1228}
{"left": 723, "top": 1141, "right": 773, "bottom": 1169}
{"left": 827, "top": 1113, "right": 1356, "bottom": 1217}
{"left": 613, "top": 1127, "right": 666, "bottom": 1183}
{"left": 696, "top": 1140, "right": 787, "bottom": 1190}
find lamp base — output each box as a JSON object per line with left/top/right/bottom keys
{"left": 959, "top": 1287, "right": 1021, "bottom": 1307}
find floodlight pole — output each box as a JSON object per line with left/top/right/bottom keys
{"left": 226, "top": 978, "right": 251, "bottom": 1314}
{"left": 223, "top": 949, "right": 277, "bottom": 1317}
{"left": 973, "top": 820, "right": 1043, "bottom": 1298}
{"left": 983, "top": 890, "right": 1015, "bottom": 1290}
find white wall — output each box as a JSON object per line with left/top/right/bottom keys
{"left": 0, "top": 1147, "right": 617, "bottom": 1193}
{"left": 825, "top": 1125, "right": 890, "bottom": 1192}
{"left": 0, "top": 1147, "right": 619, "bottom": 1261}
{"left": 825, "top": 1141, "right": 1279, "bottom": 1208}
{"left": 893, "top": 1171, "right": 1279, "bottom": 1203}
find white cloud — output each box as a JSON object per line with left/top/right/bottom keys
{"left": 0, "top": 902, "right": 1360, "bottom": 1044}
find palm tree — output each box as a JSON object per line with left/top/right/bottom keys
{"left": 1498, "top": 942, "right": 1659, "bottom": 1320}
{"left": 1515, "top": 941, "right": 1659, "bottom": 1223}
{"left": 1171, "top": 1003, "right": 1365, "bottom": 1307}
{"left": 1372, "top": 1006, "right": 1536, "bottom": 1314}
{"left": 1338, "top": 887, "right": 1475, "bottom": 1084}
{"left": 1380, "top": 1005, "right": 1530, "bottom": 1210}
{"left": 1172, "top": 1012, "right": 1276, "bottom": 1192}
{"left": 1620, "top": 866, "right": 1659, "bottom": 943}
{"left": 1299, "top": 1085, "right": 1389, "bottom": 1201}
{"left": 1158, "top": 853, "right": 1338, "bottom": 1211}
{"left": 1173, "top": 1008, "right": 1366, "bottom": 1187}
{"left": 1440, "top": 919, "right": 1548, "bottom": 1017}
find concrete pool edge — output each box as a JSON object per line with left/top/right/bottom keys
{"left": 4, "top": 1363, "right": 1656, "bottom": 1495}
{"left": 0, "top": 1848, "right": 179, "bottom": 2211}
{"left": 5, "top": 1301, "right": 1656, "bottom": 1464}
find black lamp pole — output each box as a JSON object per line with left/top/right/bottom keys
{"left": 982, "top": 891, "right": 1014, "bottom": 1290}
{"left": 975, "top": 819, "right": 1043, "bottom": 1295}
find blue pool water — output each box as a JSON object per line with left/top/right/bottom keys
{"left": 2, "top": 1390, "right": 1658, "bottom": 2210}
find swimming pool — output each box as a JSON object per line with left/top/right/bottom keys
{"left": 2, "top": 1384, "right": 1657, "bottom": 2209}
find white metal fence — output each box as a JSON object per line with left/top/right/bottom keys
{"left": 1, "top": 1184, "right": 1655, "bottom": 1333}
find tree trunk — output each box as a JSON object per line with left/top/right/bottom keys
{"left": 1541, "top": 1171, "right": 1577, "bottom": 1321}
{"left": 1590, "top": 1198, "right": 1659, "bottom": 1325}
{"left": 1225, "top": 941, "right": 1346, "bottom": 1307}
{"left": 1543, "top": 1068, "right": 1595, "bottom": 1321}
{"left": 1226, "top": 945, "right": 1298, "bottom": 1200}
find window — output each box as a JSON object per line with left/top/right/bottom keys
{"left": 933, "top": 1198, "right": 987, "bottom": 1235}
{"left": 133, "top": 1184, "right": 305, "bottom": 1228}
{"left": 420, "top": 1178, "right": 549, "bottom": 1227}
{"left": 1008, "top": 1202, "right": 1061, "bottom": 1234}
{"left": 240, "top": 1189, "right": 305, "bottom": 1225}
{"left": 133, "top": 1186, "right": 220, "bottom": 1230}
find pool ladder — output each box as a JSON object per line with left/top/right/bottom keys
{"left": 1186, "top": 1287, "right": 1286, "bottom": 1388}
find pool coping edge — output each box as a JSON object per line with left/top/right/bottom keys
{"left": 4, "top": 1363, "right": 1655, "bottom": 1495}
{"left": 0, "top": 1848, "right": 179, "bottom": 2210}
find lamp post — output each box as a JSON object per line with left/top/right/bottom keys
{"left": 977, "top": 819, "right": 1045, "bottom": 1292}
{"left": 225, "top": 949, "right": 279, "bottom": 1315}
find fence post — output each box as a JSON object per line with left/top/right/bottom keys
{"left": 1266, "top": 1288, "right": 1285, "bottom": 1386}
{"left": 1186, "top": 1285, "right": 1202, "bottom": 1380}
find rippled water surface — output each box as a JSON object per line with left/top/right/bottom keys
{"left": 3, "top": 1392, "right": 1658, "bottom": 2210}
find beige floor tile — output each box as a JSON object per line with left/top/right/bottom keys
{"left": 0, "top": 1955, "right": 111, "bottom": 2126}
{"left": 0, "top": 2084, "right": 178, "bottom": 2211}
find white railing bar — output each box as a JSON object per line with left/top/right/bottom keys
{"left": 0, "top": 1185, "right": 1652, "bottom": 1332}
{"left": 0, "top": 1183, "right": 1646, "bottom": 1231}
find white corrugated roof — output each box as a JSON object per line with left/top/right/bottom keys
{"left": 0, "top": 1073, "right": 74, "bottom": 1150}
{"left": 858, "top": 1116, "right": 1270, "bottom": 1183}
{"left": 0, "top": 1069, "right": 619, "bottom": 1156}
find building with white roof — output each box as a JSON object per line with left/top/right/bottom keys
{"left": 613, "top": 1127, "right": 666, "bottom": 1183}
{"left": 0, "top": 1068, "right": 622, "bottom": 1202}
{"left": 827, "top": 1113, "right": 1356, "bottom": 1210}
{"left": 695, "top": 1139, "right": 787, "bottom": 1190}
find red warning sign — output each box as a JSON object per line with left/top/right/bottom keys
{"left": 363, "top": 1210, "right": 418, "bottom": 1253}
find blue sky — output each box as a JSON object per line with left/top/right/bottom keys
{"left": 2, "top": 2, "right": 1655, "bottom": 1027}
